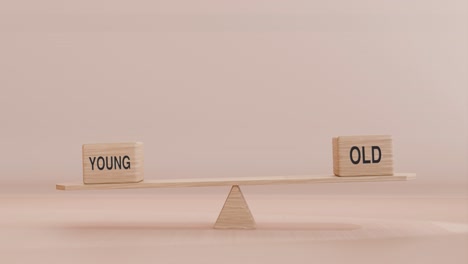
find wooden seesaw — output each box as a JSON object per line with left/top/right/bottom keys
{"left": 56, "top": 135, "right": 416, "bottom": 229}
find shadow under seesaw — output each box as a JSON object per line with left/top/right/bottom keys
{"left": 57, "top": 221, "right": 362, "bottom": 231}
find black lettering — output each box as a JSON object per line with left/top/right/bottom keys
{"left": 372, "top": 146, "right": 382, "bottom": 163}
{"left": 89, "top": 157, "right": 96, "bottom": 170}
{"left": 114, "top": 156, "right": 122, "bottom": 169}
{"left": 123, "top": 155, "right": 131, "bottom": 169}
{"left": 97, "top": 156, "right": 105, "bottom": 170}
{"left": 350, "top": 146, "right": 360, "bottom": 164}
{"left": 362, "top": 147, "right": 371, "bottom": 164}
{"left": 105, "top": 156, "right": 113, "bottom": 170}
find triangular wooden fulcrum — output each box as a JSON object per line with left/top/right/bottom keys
{"left": 214, "top": 185, "right": 256, "bottom": 229}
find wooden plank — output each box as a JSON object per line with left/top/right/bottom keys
{"left": 56, "top": 173, "right": 415, "bottom": 191}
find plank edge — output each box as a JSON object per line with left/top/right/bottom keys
{"left": 56, "top": 173, "right": 416, "bottom": 191}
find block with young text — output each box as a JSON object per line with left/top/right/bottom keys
{"left": 333, "top": 135, "right": 393, "bottom": 177}
{"left": 82, "top": 142, "right": 144, "bottom": 184}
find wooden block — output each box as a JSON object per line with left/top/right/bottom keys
{"left": 333, "top": 135, "right": 393, "bottom": 177}
{"left": 82, "top": 142, "right": 144, "bottom": 184}
{"left": 214, "top": 185, "right": 256, "bottom": 229}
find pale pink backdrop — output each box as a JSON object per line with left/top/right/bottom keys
{"left": 0, "top": 0, "right": 466, "bottom": 195}
{"left": 0, "top": 0, "right": 467, "bottom": 198}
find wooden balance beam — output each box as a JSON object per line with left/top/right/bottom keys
{"left": 56, "top": 173, "right": 415, "bottom": 229}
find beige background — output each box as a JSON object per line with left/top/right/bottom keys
{"left": 0, "top": 1, "right": 467, "bottom": 263}
{"left": 1, "top": 0, "right": 467, "bottom": 193}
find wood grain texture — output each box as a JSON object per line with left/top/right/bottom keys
{"left": 82, "top": 142, "right": 144, "bottom": 184}
{"left": 333, "top": 135, "right": 393, "bottom": 176}
{"left": 56, "top": 173, "right": 415, "bottom": 190}
{"left": 214, "top": 185, "right": 256, "bottom": 229}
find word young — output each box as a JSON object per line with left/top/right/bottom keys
{"left": 349, "top": 146, "right": 381, "bottom": 165}
{"left": 89, "top": 156, "right": 131, "bottom": 170}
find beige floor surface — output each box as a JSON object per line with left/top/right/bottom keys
{"left": 1, "top": 189, "right": 467, "bottom": 264}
